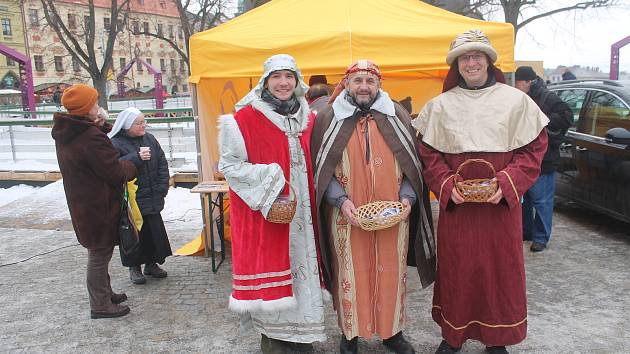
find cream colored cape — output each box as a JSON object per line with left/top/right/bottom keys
{"left": 412, "top": 83, "right": 549, "bottom": 153}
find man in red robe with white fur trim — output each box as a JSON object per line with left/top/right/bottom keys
{"left": 218, "top": 54, "right": 327, "bottom": 353}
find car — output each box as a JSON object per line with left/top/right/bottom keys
{"left": 547, "top": 79, "right": 630, "bottom": 223}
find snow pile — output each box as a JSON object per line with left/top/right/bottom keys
{"left": 0, "top": 184, "right": 39, "bottom": 208}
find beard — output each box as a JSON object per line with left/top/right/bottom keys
{"left": 349, "top": 92, "right": 377, "bottom": 110}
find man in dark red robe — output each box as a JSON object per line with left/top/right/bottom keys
{"left": 411, "top": 29, "right": 549, "bottom": 354}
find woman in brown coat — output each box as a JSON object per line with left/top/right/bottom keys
{"left": 52, "top": 84, "right": 140, "bottom": 319}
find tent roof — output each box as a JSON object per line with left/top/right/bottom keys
{"left": 189, "top": 0, "right": 515, "bottom": 82}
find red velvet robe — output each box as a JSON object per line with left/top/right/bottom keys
{"left": 229, "top": 105, "right": 322, "bottom": 305}
{"left": 419, "top": 131, "right": 548, "bottom": 347}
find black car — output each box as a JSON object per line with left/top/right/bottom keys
{"left": 548, "top": 79, "right": 630, "bottom": 223}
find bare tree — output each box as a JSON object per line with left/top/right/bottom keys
{"left": 452, "top": 0, "right": 618, "bottom": 38}
{"left": 133, "top": 0, "right": 229, "bottom": 75}
{"left": 238, "top": 0, "right": 270, "bottom": 13}
{"left": 39, "top": 0, "right": 131, "bottom": 106}
{"left": 422, "top": 0, "right": 490, "bottom": 18}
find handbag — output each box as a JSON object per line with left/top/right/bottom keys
{"left": 118, "top": 183, "right": 140, "bottom": 255}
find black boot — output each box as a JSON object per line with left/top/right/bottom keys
{"left": 340, "top": 335, "right": 358, "bottom": 354}
{"left": 129, "top": 266, "right": 146, "bottom": 284}
{"left": 261, "top": 334, "right": 287, "bottom": 354}
{"left": 486, "top": 346, "right": 508, "bottom": 354}
{"left": 383, "top": 332, "right": 415, "bottom": 354}
{"left": 285, "top": 341, "right": 314, "bottom": 353}
{"left": 435, "top": 340, "right": 460, "bottom": 354}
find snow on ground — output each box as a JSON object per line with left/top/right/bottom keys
{"left": 0, "top": 184, "right": 39, "bottom": 208}
{"left": 0, "top": 182, "right": 202, "bottom": 232}
{"left": 0, "top": 160, "right": 59, "bottom": 171}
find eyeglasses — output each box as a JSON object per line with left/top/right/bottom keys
{"left": 458, "top": 54, "right": 485, "bottom": 64}
{"left": 133, "top": 121, "right": 147, "bottom": 127}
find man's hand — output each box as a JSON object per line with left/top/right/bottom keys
{"left": 451, "top": 187, "right": 465, "bottom": 204}
{"left": 487, "top": 178, "right": 504, "bottom": 204}
{"left": 401, "top": 198, "right": 412, "bottom": 220}
{"left": 340, "top": 199, "right": 359, "bottom": 227}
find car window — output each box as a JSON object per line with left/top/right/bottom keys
{"left": 554, "top": 89, "right": 587, "bottom": 129}
{"left": 581, "top": 90, "right": 630, "bottom": 137}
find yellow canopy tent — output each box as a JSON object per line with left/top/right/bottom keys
{"left": 189, "top": 0, "right": 515, "bottom": 180}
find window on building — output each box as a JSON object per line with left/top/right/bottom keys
{"left": 68, "top": 14, "right": 76, "bottom": 29}
{"left": 34, "top": 55, "right": 44, "bottom": 72}
{"left": 6, "top": 57, "right": 15, "bottom": 66}
{"left": 133, "top": 21, "right": 139, "bottom": 35}
{"left": 182, "top": 84, "right": 188, "bottom": 93}
{"left": 146, "top": 58, "right": 152, "bottom": 66}
{"left": 72, "top": 57, "right": 81, "bottom": 72}
{"left": 103, "top": 17, "right": 110, "bottom": 31}
{"left": 136, "top": 60, "right": 143, "bottom": 72}
{"left": 157, "top": 23, "right": 163, "bottom": 37}
{"left": 119, "top": 57, "right": 126, "bottom": 70}
{"left": 170, "top": 59, "right": 176, "bottom": 74}
{"left": 180, "top": 59, "right": 186, "bottom": 73}
{"left": 143, "top": 21, "right": 149, "bottom": 35}
{"left": 29, "top": 9, "right": 39, "bottom": 26}
{"left": 54, "top": 56, "right": 64, "bottom": 72}
{"left": 136, "top": 82, "right": 141, "bottom": 88}
{"left": 0, "top": 5, "right": 7, "bottom": 12}
{"left": 168, "top": 24, "right": 173, "bottom": 39}
{"left": 137, "top": 0, "right": 144, "bottom": 4}
{"left": 159, "top": 1, "right": 166, "bottom": 9}
{"left": 2, "top": 18, "right": 12, "bottom": 36}
{"left": 160, "top": 58, "right": 165, "bottom": 71}
{"left": 178, "top": 27, "right": 183, "bottom": 40}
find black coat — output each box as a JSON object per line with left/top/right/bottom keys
{"left": 529, "top": 78, "right": 574, "bottom": 173}
{"left": 111, "top": 131, "right": 170, "bottom": 215}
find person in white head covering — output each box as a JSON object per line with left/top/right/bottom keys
{"left": 110, "top": 107, "right": 172, "bottom": 286}
{"left": 412, "top": 29, "right": 549, "bottom": 354}
{"left": 218, "top": 54, "right": 327, "bottom": 353}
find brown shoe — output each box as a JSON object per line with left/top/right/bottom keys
{"left": 111, "top": 292, "right": 127, "bottom": 304}
{"left": 90, "top": 304, "right": 130, "bottom": 319}
{"left": 144, "top": 263, "right": 167, "bottom": 278}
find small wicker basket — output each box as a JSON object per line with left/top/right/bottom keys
{"left": 353, "top": 201, "right": 408, "bottom": 231}
{"left": 267, "top": 182, "right": 297, "bottom": 224}
{"left": 454, "top": 159, "right": 498, "bottom": 203}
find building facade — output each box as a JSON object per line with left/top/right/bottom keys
{"left": 0, "top": 0, "right": 27, "bottom": 90}
{"left": 22, "top": 0, "right": 189, "bottom": 99}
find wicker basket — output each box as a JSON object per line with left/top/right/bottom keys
{"left": 353, "top": 201, "right": 408, "bottom": 231}
{"left": 267, "top": 182, "right": 297, "bottom": 224}
{"left": 454, "top": 159, "right": 498, "bottom": 203}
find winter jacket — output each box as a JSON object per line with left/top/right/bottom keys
{"left": 528, "top": 77, "right": 573, "bottom": 173}
{"left": 111, "top": 131, "right": 170, "bottom": 215}
{"left": 52, "top": 113, "right": 138, "bottom": 249}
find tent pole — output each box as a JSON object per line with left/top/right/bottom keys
{"left": 192, "top": 83, "right": 203, "bottom": 181}
{"left": 192, "top": 83, "right": 210, "bottom": 258}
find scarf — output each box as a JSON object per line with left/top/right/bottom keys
{"left": 260, "top": 88, "right": 300, "bottom": 115}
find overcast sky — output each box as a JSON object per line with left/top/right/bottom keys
{"left": 506, "top": 2, "right": 630, "bottom": 73}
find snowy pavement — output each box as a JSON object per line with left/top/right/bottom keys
{"left": 0, "top": 182, "right": 628, "bottom": 353}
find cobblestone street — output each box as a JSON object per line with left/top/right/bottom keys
{"left": 0, "top": 199, "right": 628, "bottom": 353}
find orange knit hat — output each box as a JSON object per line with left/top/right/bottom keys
{"left": 61, "top": 84, "right": 99, "bottom": 116}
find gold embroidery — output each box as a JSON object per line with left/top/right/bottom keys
{"left": 433, "top": 305, "right": 527, "bottom": 330}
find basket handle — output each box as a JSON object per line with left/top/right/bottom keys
{"left": 454, "top": 159, "right": 496, "bottom": 178}
{"left": 281, "top": 181, "right": 296, "bottom": 201}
